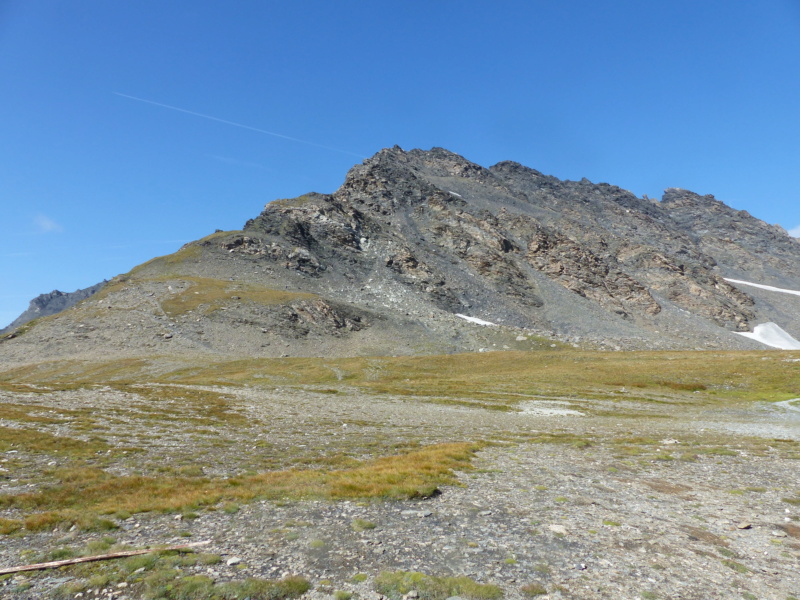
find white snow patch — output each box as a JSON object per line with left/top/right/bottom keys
{"left": 455, "top": 314, "right": 497, "bottom": 326}
{"left": 520, "top": 401, "right": 584, "bottom": 417}
{"left": 788, "top": 225, "right": 800, "bottom": 238}
{"left": 724, "top": 278, "right": 800, "bottom": 297}
{"left": 734, "top": 322, "right": 800, "bottom": 350}
{"left": 774, "top": 398, "right": 800, "bottom": 414}
{"left": 447, "top": 190, "right": 463, "bottom": 198}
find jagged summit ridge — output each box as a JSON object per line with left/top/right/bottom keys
{"left": 245, "top": 147, "right": 760, "bottom": 329}
{"left": 2, "top": 147, "right": 799, "bottom": 361}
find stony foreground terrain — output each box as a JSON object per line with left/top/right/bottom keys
{"left": 1, "top": 358, "right": 799, "bottom": 600}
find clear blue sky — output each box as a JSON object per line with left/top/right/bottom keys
{"left": 2, "top": 1, "right": 800, "bottom": 328}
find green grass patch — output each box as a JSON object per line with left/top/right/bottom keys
{"left": 655, "top": 380, "right": 707, "bottom": 391}
{"left": 0, "top": 403, "right": 68, "bottom": 424}
{"left": 0, "top": 518, "right": 22, "bottom": 535}
{"left": 157, "top": 277, "right": 315, "bottom": 317}
{"left": 0, "top": 316, "right": 46, "bottom": 340}
{"left": 351, "top": 518, "right": 377, "bottom": 531}
{"left": 374, "top": 571, "right": 503, "bottom": 600}
{"left": 0, "top": 426, "right": 110, "bottom": 457}
{"left": 520, "top": 583, "right": 547, "bottom": 597}
{"left": 120, "top": 383, "right": 251, "bottom": 427}
{"left": 722, "top": 559, "right": 750, "bottom": 574}
{"left": 55, "top": 558, "right": 309, "bottom": 600}
{"left": 698, "top": 447, "right": 739, "bottom": 457}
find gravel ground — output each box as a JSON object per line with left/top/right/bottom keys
{"left": 1, "top": 386, "right": 799, "bottom": 599}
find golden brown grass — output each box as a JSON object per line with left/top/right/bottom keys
{"left": 87, "top": 274, "right": 315, "bottom": 319}
{"left": 0, "top": 425, "right": 110, "bottom": 457}
{"left": 0, "top": 403, "right": 67, "bottom": 424}
{"left": 120, "top": 243, "right": 205, "bottom": 279}
{"left": 269, "top": 194, "right": 323, "bottom": 209}
{"left": 2, "top": 348, "right": 798, "bottom": 537}
{"left": 118, "top": 384, "right": 250, "bottom": 427}
{"left": 157, "top": 277, "right": 315, "bottom": 317}
{"left": 0, "top": 442, "right": 477, "bottom": 532}
{"left": 6, "top": 349, "right": 796, "bottom": 405}
{"left": 0, "top": 314, "right": 51, "bottom": 340}
{"left": 113, "top": 229, "right": 237, "bottom": 278}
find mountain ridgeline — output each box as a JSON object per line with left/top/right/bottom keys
{"left": 0, "top": 282, "right": 106, "bottom": 335}
{"left": 3, "top": 147, "right": 799, "bottom": 362}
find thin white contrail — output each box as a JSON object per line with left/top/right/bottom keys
{"left": 113, "top": 92, "right": 366, "bottom": 158}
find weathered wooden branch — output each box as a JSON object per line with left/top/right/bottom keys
{"left": 0, "top": 540, "right": 210, "bottom": 575}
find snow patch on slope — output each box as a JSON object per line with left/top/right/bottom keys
{"left": 724, "top": 278, "right": 800, "bottom": 297}
{"left": 455, "top": 314, "right": 497, "bottom": 326}
{"left": 734, "top": 322, "right": 800, "bottom": 350}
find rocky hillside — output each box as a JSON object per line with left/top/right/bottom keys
{"left": 2, "top": 147, "right": 799, "bottom": 363}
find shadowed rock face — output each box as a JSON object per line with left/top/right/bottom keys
{"left": 3, "top": 147, "right": 800, "bottom": 360}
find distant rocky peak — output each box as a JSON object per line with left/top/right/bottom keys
{"left": 407, "top": 147, "right": 492, "bottom": 181}
{"left": 30, "top": 290, "right": 67, "bottom": 310}
{"left": 335, "top": 148, "right": 469, "bottom": 210}
{"left": 489, "top": 160, "right": 549, "bottom": 182}
{"left": 661, "top": 187, "right": 722, "bottom": 207}
{"left": 1, "top": 281, "right": 106, "bottom": 334}
{"left": 661, "top": 186, "right": 768, "bottom": 226}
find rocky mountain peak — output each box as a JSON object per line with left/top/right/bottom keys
{"left": 238, "top": 147, "right": 783, "bottom": 340}
{"left": 661, "top": 187, "right": 721, "bottom": 207}
{"left": 489, "top": 160, "right": 548, "bottom": 181}
{"left": 3, "top": 147, "right": 799, "bottom": 360}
